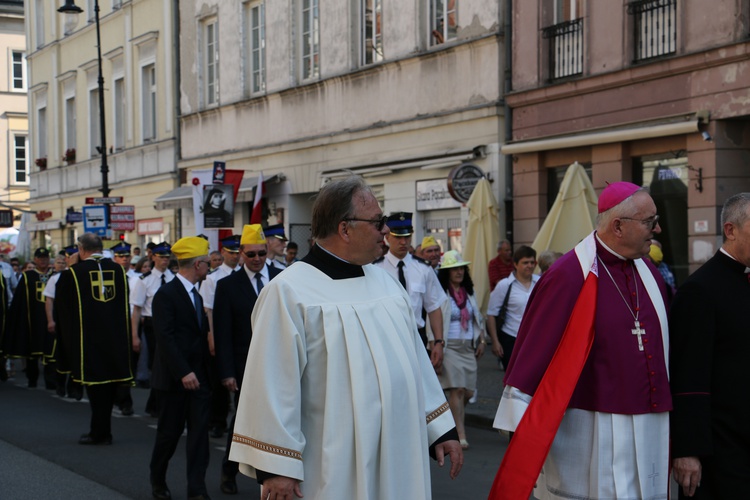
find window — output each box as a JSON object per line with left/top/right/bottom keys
{"left": 12, "top": 51, "right": 26, "bottom": 91}
{"left": 87, "top": 0, "right": 96, "bottom": 22}
{"left": 35, "top": 0, "right": 44, "bottom": 48}
{"left": 628, "top": 0, "right": 677, "bottom": 62}
{"left": 204, "top": 18, "right": 219, "bottom": 106}
{"left": 89, "top": 88, "right": 100, "bottom": 156}
{"left": 542, "top": 0, "right": 584, "bottom": 80}
{"left": 65, "top": 96, "right": 76, "bottom": 150}
{"left": 37, "top": 106, "right": 47, "bottom": 159}
{"left": 362, "top": 0, "right": 383, "bottom": 64}
{"left": 247, "top": 2, "right": 266, "bottom": 93}
{"left": 141, "top": 64, "right": 156, "bottom": 141}
{"left": 13, "top": 135, "right": 29, "bottom": 184}
{"left": 112, "top": 0, "right": 122, "bottom": 9}
{"left": 430, "top": 0, "right": 457, "bottom": 45}
{"left": 300, "top": 0, "right": 320, "bottom": 80}
{"left": 113, "top": 77, "right": 125, "bottom": 150}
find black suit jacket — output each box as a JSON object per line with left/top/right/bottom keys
{"left": 151, "top": 277, "right": 210, "bottom": 391}
{"left": 213, "top": 266, "right": 282, "bottom": 386}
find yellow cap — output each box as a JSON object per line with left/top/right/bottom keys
{"left": 421, "top": 236, "right": 439, "bottom": 249}
{"left": 171, "top": 236, "right": 209, "bottom": 260}
{"left": 241, "top": 224, "right": 267, "bottom": 246}
{"left": 648, "top": 244, "right": 663, "bottom": 265}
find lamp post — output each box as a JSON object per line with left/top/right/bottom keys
{"left": 58, "top": 0, "right": 111, "bottom": 235}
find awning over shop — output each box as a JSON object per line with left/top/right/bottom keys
{"left": 154, "top": 174, "right": 283, "bottom": 211}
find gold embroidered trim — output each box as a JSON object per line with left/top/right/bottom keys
{"left": 232, "top": 433, "right": 303, "bottom": 461}
{"left": 426, "top": 402, "right": 450, "bottom": 424}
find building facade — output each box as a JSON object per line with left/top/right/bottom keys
{"left": 25, "top": 0, "right": 178, "bottom": 250}
{"left": 168, "top": 0, "right": 506, "bottom": 254}
{"left": 0, "top": 1, "right": 28, "bottom": 233}
{"left": 505, "top": 0, "right": 750, "bottom": 281}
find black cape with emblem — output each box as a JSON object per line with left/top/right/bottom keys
{"left": 0, "top": 274, "right": 9, "bottom": 356}
{"left": 3, "top": 270, "right": 52, "bottom": 360}
{"left": 670, "top": 250, "right": 750, "bottom": 498}
{"left": 54, "top": 257, "right": 133, "bottom": 385}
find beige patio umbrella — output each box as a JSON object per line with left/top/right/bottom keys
{"left": 531, "top": 161, "right": 597, "bottom": 255}
{"left": 464, "top": 177, "right": 500, "bottom": 313}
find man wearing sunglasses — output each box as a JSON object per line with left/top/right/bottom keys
{"left": 229, "top": 176, "right": 461, "bottom": 500}
{"left": 212, "top": 224, "right": 282, "bottom": 495}
{"left": 490, "top": 182, "right": 670, "bottom": 499}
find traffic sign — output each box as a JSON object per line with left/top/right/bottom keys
{"left": 82, "top": 205, "right": 109, "bottom": 236}
{"left": 111, "top": 214, "right": 135, "bottom": 222}
{"left": 85, "top": 196, "right": 123, "bottom": 204}
{"left": 111, "top": 222, "right": 135, "bottom": 231}
{"left": 110, "top": 205, "right": 134, "bottom": 214}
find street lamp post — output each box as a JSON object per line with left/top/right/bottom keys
{"left": 58, "top": 0, "right": 111, "bottom": 235}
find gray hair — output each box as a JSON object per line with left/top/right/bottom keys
{"left": 497, "top": 239, "right": 511, "bottom": 251}
{"left": 595, "top": 187, "right": 649, "bottom": 229}
{"left": 538, "top": 250, "right": 563, "bottom": 273}
{"left": 312, "top": 176, "right": 375, "bottom": 240}
{"left": 721, "top": 193, "right": 750, "bottom": 241}
{"left": 77, "top": 233, "right": 103, "bottom": 252}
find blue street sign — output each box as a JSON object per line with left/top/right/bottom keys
{"left": 83, "top": 205, "right": 109, "bottom": 236}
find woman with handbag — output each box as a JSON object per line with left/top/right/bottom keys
{"left": 486, "top": 245, "right": 540, "bottom": 370}
{"left": 437, "top": 251, "right": 486, "bottom": 449}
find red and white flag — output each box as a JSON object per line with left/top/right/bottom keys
{"left": 250, "top": 172, "right": 264, "bottom": 224}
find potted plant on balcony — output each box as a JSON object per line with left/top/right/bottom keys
{"left": 62, "top": 148, "right": 76, "bottom": 165}
{"left": 35, "top": 157, "right": 47, "bottom": 171}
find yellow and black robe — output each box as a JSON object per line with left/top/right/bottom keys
{"left": 54, "top": 257, "right": 133, "bottom": 385}
{"left": 4, "top": 270, "right": 52, "bottom": 361}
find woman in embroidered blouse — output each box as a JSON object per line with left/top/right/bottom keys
{"left": 437, "top": 250, "right": 486, "bottom": 449}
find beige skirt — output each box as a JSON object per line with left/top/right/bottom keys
{"left": 439, "top": 339, "right": 477, "bottom": 390}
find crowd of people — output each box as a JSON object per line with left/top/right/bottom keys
{"left": 1, "top": 176, "right": 748, "bottom": 500}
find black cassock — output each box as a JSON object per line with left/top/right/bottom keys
{"left": 670, "top": 250, "right": 750, "bottom": 499}
{"left": 3, "top": 270, "right": 52, "bottom": 360}
{"left": 55, "top": 258, "right": 133, "bottom": 384}
{"left": 0, "top": 274, "right": 9, "bottom": 355}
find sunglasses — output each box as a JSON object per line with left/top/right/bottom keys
{"left": 342, "top": 215, "right": 388, "bottom": 231}
{"left": 244, "top": 250, "right": 268, "bottom": 259}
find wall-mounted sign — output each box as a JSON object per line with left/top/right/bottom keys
{"left": 36, "top": 210, "right": 53, "bottom": 221}
{"left": 83, "top": 205, "right": 109, "bottom": 236}
{"left": 447, "top": 163, "right": 485, "bottom": 203}
{"left": 66, "top": 211, "right": 83, "bottom": 224}
{"left": 138, "top": 218, "right": 164, "bottom": 235}
{"left": 416, "top": 179, "right": 462, "bottom": 211}
{"left": 694, "top": 220, "right": 709, "bottom": 233}
{"left": 0, "top": 210, "right": 13, "bottom": 228}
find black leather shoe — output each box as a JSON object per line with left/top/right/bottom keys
{"left": 120, "top": 406, "right": 134, "bottom": 416}
{"left": 220, "top": 474, "right": 238, "bottom": 494}
{"left": 151, "top": 483, "right": 171, "bottom": 500}
{"left": 56, "top": 386, "right": 66, "bottom": 397}
{"left": 78, "top": 433, "right": 112, "bottom": 445}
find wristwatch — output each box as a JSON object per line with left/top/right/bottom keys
{"left": 433, "top": 339, "right": 445, "bottom": 346}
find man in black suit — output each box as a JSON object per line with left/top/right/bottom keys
{"left": 670, "top": 192, "right": 750, "bottom": 499}
{"left": 213, "top": 224, "right": 282, "bottom": 494}
{"left": 149, "top": 237, "right": 212, "bottom": 500}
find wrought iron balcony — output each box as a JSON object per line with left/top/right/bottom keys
{"left": 542, "top": 18, "right": 584, "bottom": 81}
{"left": 627, "top": 0, "right": 677, "bottom": 62}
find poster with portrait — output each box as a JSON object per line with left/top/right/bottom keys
{"left": 202, "top": 183, "right": 234, "bottom": 229}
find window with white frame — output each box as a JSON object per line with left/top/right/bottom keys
{"left": 35, "top": 0, "right": 45, "bottom": 48}
{"left": 141, "top": 63, "right": 156, "bottom": 142}
{"left": 113, "top": 77, "right": 125, "bottom": 150}
{"left": 362, "top": 0, "right": 383, "bottom": 65}
{"left": 300, "top": 0, "right": 320, "bottom": 80}
{"left": 37, "top": 106, "right": 47, "bottom": 160}
{"left": 87, "top": 0, "right": 96, "bottom": 22}
{"left": 65, "top": 96, "right": 76, "bottom": 151}
{"left": 430, "top": 0, "right": 457, "bottom": 45}
{"left": 203, "top": 17, "right": 219, "bottom": 106}
{"left": 246, "top": 2, "right": 266, "bottom": 94}
{"left": 89, "top": 88, "right": 100, "bottom": 156}
{"left": 11, "top": 51, "right": 26, "bottom": 91}
{"left": 13, "top": 135, "right": 29, "bottom": 184}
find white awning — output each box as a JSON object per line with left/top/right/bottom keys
{"left": 320, "top": 148, "right": 485, "bottom": 178}
{"left": 154, "top": 174, "right": 283, "bottom": 211}
{"left": 26, "top": 220, "right": 64, "bottom": 232}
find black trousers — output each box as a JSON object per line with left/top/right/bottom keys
{"left": 209, "top": 355, "right": 229, "bottom": 431}
{"left": 150, "top": 386, "right": 211, "bottom": 496}
{"left": 498, "top": 331, "right": 517, "bottom": 371}
{"left": 85, "top": 383, "right": 118, "bottom": 440}
{"left": 221, "top": 390, "right": 242, "bottom": 478}
{"left": 142, "top": 318, "right": 158, "bottom": 414}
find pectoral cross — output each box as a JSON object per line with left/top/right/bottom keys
{"left": 632, "top": 321, "right": 646, "bottom": 351}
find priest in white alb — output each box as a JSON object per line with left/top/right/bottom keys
{"left": 489, "top": 182, "right": 671, "bottom": 500}
{"left": 229, "top": 175, "right": 463, "bottom": 499}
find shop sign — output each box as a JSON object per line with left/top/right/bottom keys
{"left": 36, "top": 210, "right": 53, "bottom": 221}
{"left": 447, "top": 163, "right": 485, "bottom": 203}
{"left": 416, "top": 179, "right": 462, "bottom": 211}
{"left": 138, "top": 218, "right": 164, "bottom": 235}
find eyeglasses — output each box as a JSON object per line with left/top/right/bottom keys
{"left": 244, "top": 250, "right": 268, "bottom": 259}
{"left": 342, "top": 215, "right": 388, "bottom": 231}
{"left": 620, "top": 214, "right": 660, "bottom": 230}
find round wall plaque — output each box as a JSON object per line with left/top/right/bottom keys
{"left": 447, "top": 163, "right": 485, "bottom": 203}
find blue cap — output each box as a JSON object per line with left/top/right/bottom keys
{"left": 264, "top": 224, "right": 287, "bottom": 241}
{"left": 63, "top": 244, "right": 79, "bottom": 255}
{"left": 220, "top": 234, "right": 242, "bottom": 253}
{"left": 387, "top": 212, "right": 413, "bottom": 236}
{"left": 152, "top": 242, "right": 172, "bottom": 256}
{"left": 111, "top": 242, "right": 132, "bottom": 256}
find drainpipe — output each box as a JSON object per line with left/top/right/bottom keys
{"left": 503, "top": 0, "right": 514, "bottom": 243}
{"left": 173, "top": 0, "right": 182, "bottom": 239}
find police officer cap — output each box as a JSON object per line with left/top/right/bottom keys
{"left": 63, "top": 244, "right": 79, "bottom": 255}
{"left": 152, "top": 242, "right": 172, "bottom": 256}
{"left": 34, "top": 247, "right": 50, "bottom": 258}
{"left": 387, "top": 212, "right": 413, "bottom": 237}
{"left": 264, "top": 224, "right": 288, "bottom": 241}
{"left": 111, "top": 241, "right": 132, "bottom": 256}
{"left": 220, "top": 234, "right": 242, "bottom": 253}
